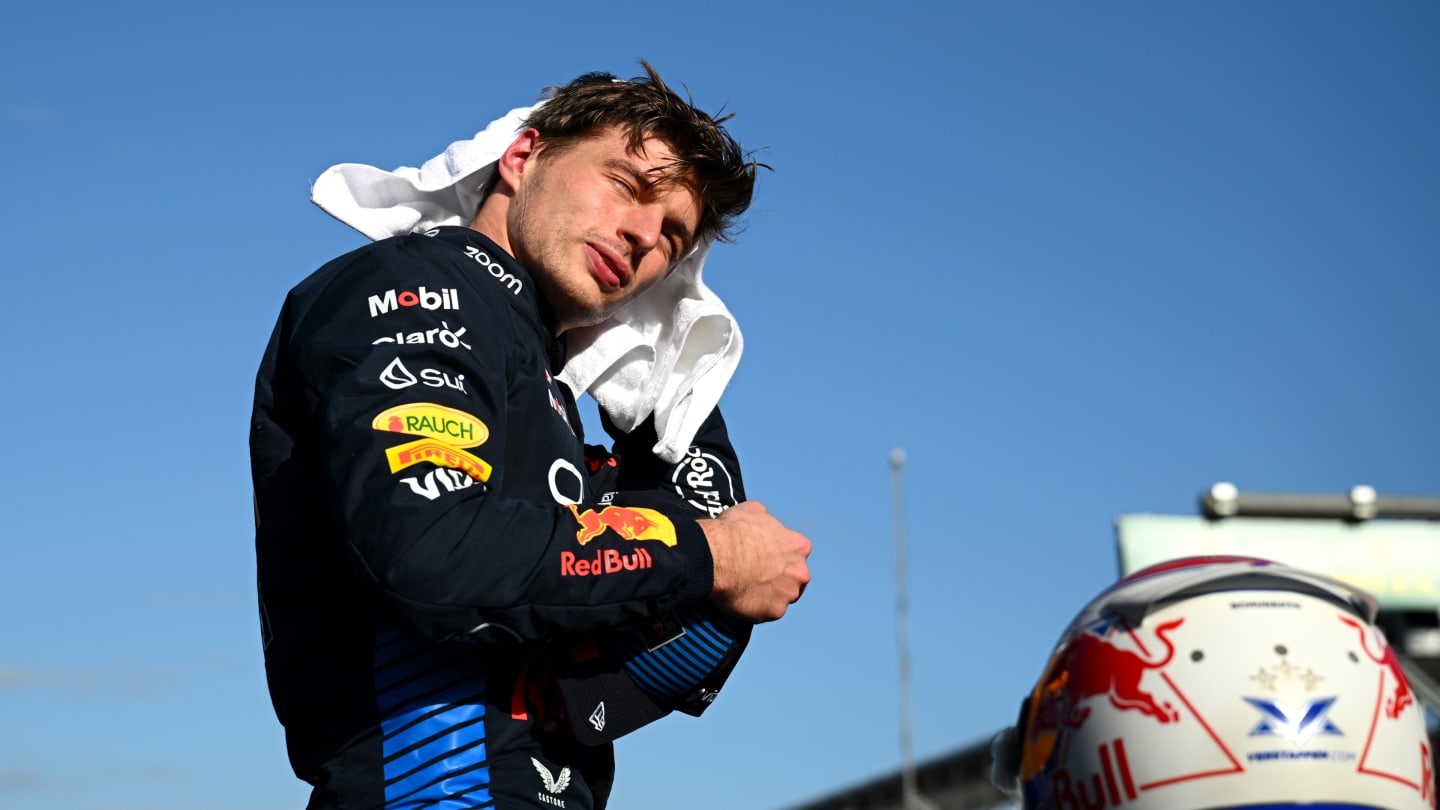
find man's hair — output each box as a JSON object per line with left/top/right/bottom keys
{"left": 519, "top": 61, "right": 763, "bottom": 244}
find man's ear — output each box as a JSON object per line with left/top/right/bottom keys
{"left": 494, "top": 128, "right": 542, "bottom": 194}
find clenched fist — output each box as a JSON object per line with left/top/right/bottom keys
{"left": 701, "top": 501, "right": 812, "bottom": 622}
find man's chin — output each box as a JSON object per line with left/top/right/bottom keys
{"left": 555, "top": 295, "right": 628, "bottom": 334}
{"left": 568, "top": 308, "right": 623, "bottom": 332}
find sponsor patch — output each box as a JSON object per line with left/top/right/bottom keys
{"left": 670, "top": 448, "right": 737, "bottom": 518}
{"left": 379, "top": 357, "right": 467, "bottom": 393}
{"left": 544, "top": 370, "right": 574, "bottom": 433}
{"left": 372, "top": 320, "right": 472, "bottom": 349}
{"left": 464, "top": 245, "right": 524, "bottom": 295}
{"left": 367, "top": 286, "right": 459, "bottom": 318}
{"left": 637, "top": 611, "right": 686, "bottom": 651}
{"left": 566, "top": 505, "right": 677, "bottom": 547}
{"left": 560, "top": 546, "right": 653, "bottom": 577}
{"left": 385, "top": 438, "right": 493, "bottom": 482}
{"left": 401, "top": 468, "right": 477, "bottom": 501}
{"left": 531, "top": 758, "right": 570, "bottom": 807}
{"left": 372, "top": 403, "right": 488, "bottom": 448}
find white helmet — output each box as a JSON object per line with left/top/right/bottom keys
{"left": 991, "top": 555, "right": 1435, "bottom": 809}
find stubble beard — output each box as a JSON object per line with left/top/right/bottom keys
{"left": 510, "top": 165, "right": 600, "bottom": 333}
{"left": 509, "top": 161, "right": 656, "bottom": 334}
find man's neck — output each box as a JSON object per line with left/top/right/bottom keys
{"left": 468, "top": 199, "right": 512, "bottom": 259}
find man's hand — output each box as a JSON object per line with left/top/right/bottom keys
{"left": 701, "top": 501, "right": 812, "bottom": 622}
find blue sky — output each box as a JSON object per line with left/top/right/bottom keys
{"left": 2, "top": 2, "right": 1437, "bottom": 809}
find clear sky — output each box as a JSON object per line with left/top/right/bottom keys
{"left": 2, "top": 2, "right": 1437, "bottom": 809}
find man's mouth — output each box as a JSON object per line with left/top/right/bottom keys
{"left": 586, "top": 244, "right": 630, "bottom": 290}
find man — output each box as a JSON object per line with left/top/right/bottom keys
{"left": 250, "top": 64, "right": 812, "bottom": 809}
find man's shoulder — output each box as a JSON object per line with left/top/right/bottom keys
{"left": 301, "top": 230, "right": 463, "bottom": 288}
{"left": 418, "top": 227, "right": 532, "bottom": 304}
{"left": 286, "top": 228, "right": 530, "bottom": 315}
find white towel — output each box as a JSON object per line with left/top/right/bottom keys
{"left": 310, "top": 103, "right": 743, "bottom": 463}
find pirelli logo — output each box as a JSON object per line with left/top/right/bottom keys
{"left": 386, "top": 438, "right": 493, "bottom": 482}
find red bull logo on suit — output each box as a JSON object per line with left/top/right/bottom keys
{"left": 560, "top": 547, "right": 653, "bottom": 578}
{"left": 567, "top": 505, "right": 677, "bottom": 547}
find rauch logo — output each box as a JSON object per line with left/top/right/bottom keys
{"left": 372, "top": 403, "right": 489, "bottom": 448}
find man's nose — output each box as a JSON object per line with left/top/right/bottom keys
{"left": 619, "top": 204, "right": 663, "bottom": 260}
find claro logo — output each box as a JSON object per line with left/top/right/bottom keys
{"left": 464, "top": 246, "right": 523, "bottom": 295}
{"left": 368, "top": 287, "right": 459, "bottom": 318}
{"left": 372, "top": 321, "right": 471, "bottom": 349}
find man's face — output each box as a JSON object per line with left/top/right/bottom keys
{"left": 506, "top": 127, "right": 702, "bottom": 333}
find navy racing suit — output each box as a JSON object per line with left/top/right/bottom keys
{"left": 250, "top": 226, "right": 745, "bottom": 809}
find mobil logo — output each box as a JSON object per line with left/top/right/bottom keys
{"left": 367, "top": 286, "right": 459, "bottom": 318}
{"left": 1035, "top": 615, "right": 1184, "bottom": 734}
{"left": 566, "top": 505, "right": 677, "bottom": 547}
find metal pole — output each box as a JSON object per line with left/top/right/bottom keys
{"left": 891, "top": 449, "right": 939, "bottom": 810}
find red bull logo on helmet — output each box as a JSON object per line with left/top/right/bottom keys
{"left": 1340, "top": 615, "right": 1415, "bottom": 721}
{"left": 1422, "top": 742, "right": 1435, "bottom": 808}
{"left": 566, "top": 505, "right": 677, "bottom": 547}
{"left": 1046, "top": 616, "right": 1184, "bottom": 729}
{"left": 1023, "top": 616, "right": 1184, "bottom": 781}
